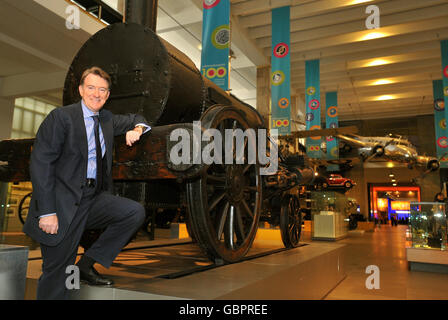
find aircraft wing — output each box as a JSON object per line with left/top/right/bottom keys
{"left": 336, "top": 134, "right": 371, "bottom": 148}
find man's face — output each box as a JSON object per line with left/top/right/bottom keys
{"left": 78, "top": 73, "right": 110, "bottom": 113}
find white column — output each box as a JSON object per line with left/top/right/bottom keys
{"left": 256, "top": 66, "right": 271, "bottom": 129}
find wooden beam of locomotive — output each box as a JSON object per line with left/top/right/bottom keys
{"left": 0, "top": 124, "right": 209, "bottom": 183}
{"left": 288, "top": 125, "right": 358, "bottom": 138}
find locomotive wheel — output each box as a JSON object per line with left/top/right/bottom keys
{"left": 18, "top": 192, "right": 33, "bottom": 225}
{"left": 280, "top": 195, "right": 302, "bottom": 248}
{"left": 186, "top": 107, "right": 262, "bottom": 263}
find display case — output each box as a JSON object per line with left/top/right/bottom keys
{"left": 310, "top": 191, "right": 350, "bottom": 240}
{"left": 409, "top": 202, "right": 447, "bottom": 250}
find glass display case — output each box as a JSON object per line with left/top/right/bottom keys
{"left": 310, "top": 191, "right": 351, "bottom": 240}
{"left": 409, "top": 202, "right": 447, "bottom": 250}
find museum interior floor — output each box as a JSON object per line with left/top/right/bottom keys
{"left": 2, "top": 223, "right": 448, "bottom": 300}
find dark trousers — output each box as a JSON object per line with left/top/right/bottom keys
{"left": 36, "top": 185, "right": 145, "bottom": 300}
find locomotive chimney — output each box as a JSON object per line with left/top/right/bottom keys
{"left": 125, "top": 0, "right": 158, "bottom": 31}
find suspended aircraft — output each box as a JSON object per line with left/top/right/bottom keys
{"left": 290, "top": 126, "right": 440, "bottom": 173}
{"left": 335, "top": 133, "right": 440, "bottom": 172}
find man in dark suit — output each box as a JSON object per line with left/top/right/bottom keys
{"left": 23, "top": 66, "right": 150, "bottom": 300}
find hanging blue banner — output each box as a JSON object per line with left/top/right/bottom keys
{"left": 305, "top": 59, "right": 321, "bottom": 158}
{"left": 325, "top": 92, "right": 339, "bottom": 171}
{"left": 270, "top": 6, "right": 291, "bottom": 136}
{"left": 442, "top": 40, "right": 448, "bottom": 148}
{"left": 433, "top": 80, "right": 448, "bottom": 168}
{"left": 200, "top": 0, "right": 230, "bottom": 91}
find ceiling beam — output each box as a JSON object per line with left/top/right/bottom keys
{"left": 0, "top": 71, "right": 66, "bottom": 98}
{"left": 0, "top": 32, "right": 69, "bottom": 70}
{"left": 248, "top": 0, "right": 447, "bottom": 39}
{"left": 237, "top": 0, "right": 386, "bottom": 28}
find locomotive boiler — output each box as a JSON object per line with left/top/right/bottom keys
{"left": 0, "top": 0, "right": 316, "bottom": 263}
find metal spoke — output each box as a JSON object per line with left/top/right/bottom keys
{"left": 242, "top": 164, "right": 252, "bottom": 174}
{"left": 227, "top": 205, "right": 235, "bottom": 249}
{"left": 217, "top": 202, "right": 229, "bottom": 241}
{"left": 209, "top": 192, "right": 226, "bottom": 211}
{"left": 207, "top": 174, "right": 226, "bottom": 184}
{"left": 241, "top": 198, "right": 254, "bottom": 218}
{"left": 235, "top": 205, "right": 246, "bottom": 242}
{"left": 243, "top": 186, "right": 258, "bottom": 192}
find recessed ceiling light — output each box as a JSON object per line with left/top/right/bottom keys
{"left": 349, "top": 0, "right": 373, "bottom": 4}
{"left": 371, "top": 79, "right": 394, "bottom": 85}
{"left": 359, "top": 32, "right": 388, "bottom": 41}
{"left": 365, "top": 59, "right": 390, "bottom": 67}
{"left": 376, "top": 95, "right": 395, "bottom": 101}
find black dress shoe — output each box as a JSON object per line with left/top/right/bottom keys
{"left": 79, "top": 266, "right": 114, "bottom": 286}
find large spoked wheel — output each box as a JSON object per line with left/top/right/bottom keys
{"left": 280, "top": 195, "right": 302, "bottom": 248}
{"left": 186, "top": 107, "right": 262, "bottom": 263}
{"left": 18, "top": 192, "right": 33, "bottom": 225}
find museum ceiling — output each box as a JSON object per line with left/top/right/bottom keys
{"left": 0, "top": 0, "right": 447, "bottom": 123}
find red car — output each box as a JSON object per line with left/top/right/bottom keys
{"left": 322, "top": 174, "right": 356, "bottom": 189}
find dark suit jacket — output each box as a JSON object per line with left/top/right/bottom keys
{"left": 23, "top": 101, "right": 148, "bottom": 246}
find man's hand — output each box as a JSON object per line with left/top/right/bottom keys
{"left": 39, "top": 215, "right": 58, "bottom": 234}
{"left": 126, "top": 127, "right": 143, "bottom": 146}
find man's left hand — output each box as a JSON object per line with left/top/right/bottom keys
{"left": 126, "top": 129, "right": 142, "bottom": 146}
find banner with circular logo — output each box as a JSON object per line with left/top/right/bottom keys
{"left": 434, "top": 99, "right": 445, "bottom": 111}
{"left": 271, "top": 70, "right": 285, "bottom": 86}
{"left": 306, "top": 86, "right": 316, "bottom": 96}
{"left": 273, "top": 43, "right": 289, "bottom": 58}
{"left": 203, "top": 0, "right": 220, "bottom": 9}
{"left": 433, "top": 80, "right": 448, "bottom": 167}
{"left": 211, "top": 25, "right": 230, "bottom": 49}
{"left": 308, "top": 99, "right": 320, "bottom": 110}
{"left": 327, "top": 106, "right": 338, "bottom": 117}
{"left": 273, "top": 119, "right": 290, "bottom": 127}
{"left": 206, "top": 67, "right": 217, "bottom": 78}
{"left": 330, "top": 146, "right": 338, "bottom": 157}
{"left": 309, "top": 125, "right": 321, "bottom": 140}
{"left": 306, "top": 113, "right": 314, "bottom": 122}
{"left": 216, "top": 67, "right": 227, "bottom": 78}
{"left": 200, "top": 0, "right": 229, "bottom": 91}
{"left": 278, "top": 97, "right": 289, "bottom": 109}
{"left": 439, "top": 118, "right": 446, "bottom": 130}
{"left": 271, "top": 6, "right": 291, "bottom": 136}
{"left": 437, "top": 136, "right": 448, "bottom": 148}
{"left": 325, "top": 92, "right": 339, "bottom": 165}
